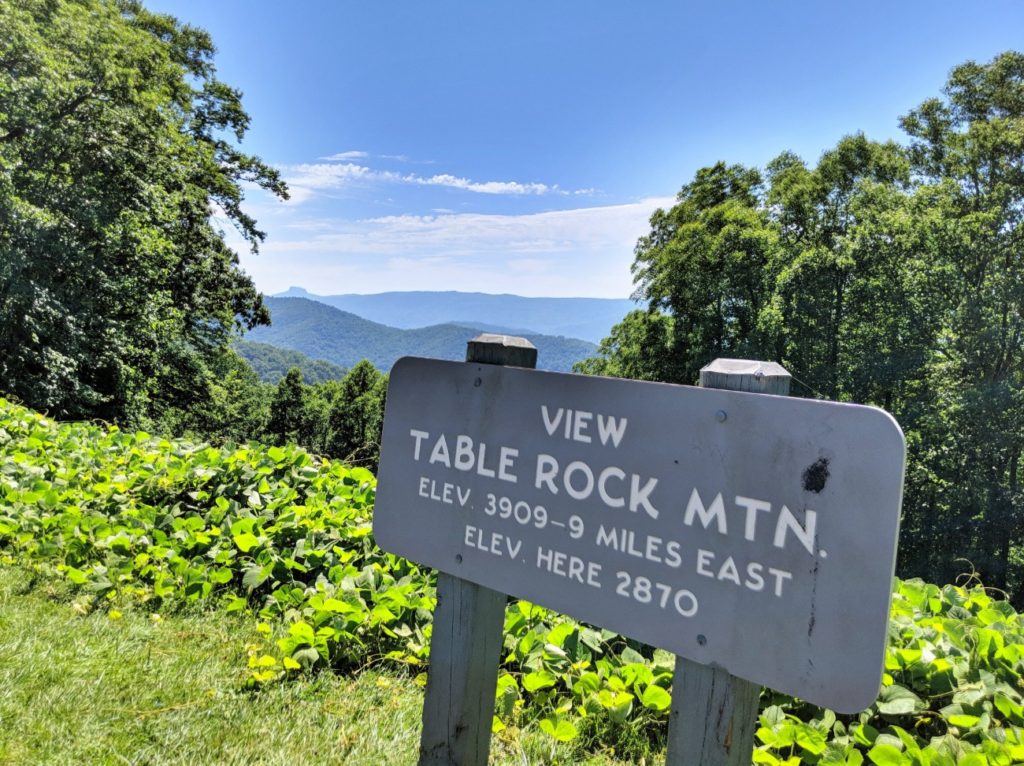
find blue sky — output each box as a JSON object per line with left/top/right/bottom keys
{"left": 149, "top": 1, "right": 1024, "bottom": 298}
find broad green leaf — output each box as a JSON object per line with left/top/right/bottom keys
{"left": 994, "top": 693, "right": 1024, "bottom": 723}
{"left": 640, "top": 684, "right": 672, "bottom": 713}
{"left": 209, "top": 567, "right": 233, "bottom": 584}
{"left": 539, "top": 716, "right": 578, "bottom": 742}
{"left": 956, "top": 756, "right": 987, "bottom": 766}
{"left": 946, "top": 714, "right": 979, "bottom": 728}
{"left": 233, "top": 532, "right": 259, "bottom": 552}
{"left": 867, "top": 744, "right": 906, "bottom": 766}
{"left": 523, "top": 670, "right": 557, "bottom": 692}
{"left": 876, "top": 685, "right": 924, "bottom": 716}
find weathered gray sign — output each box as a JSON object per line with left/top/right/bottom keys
{"left": 374, "top": 357, "right": 905, "bottom": 713}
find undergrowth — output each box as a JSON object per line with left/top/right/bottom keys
{"left": 2, "top": 397, "right": 1024, "bottom": 764}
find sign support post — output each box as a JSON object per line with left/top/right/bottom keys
{"left": 418, "top": 334, "right": 538, "bottom": 766}
{"left": 665, "top": 358, "right": 792, "bottom": 766}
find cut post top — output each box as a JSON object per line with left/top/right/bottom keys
{"left": 699, "top": 357, "right": 791, "bottom": 396}
{"left": 466, "top": 334, "right": 538, "bottom": 367}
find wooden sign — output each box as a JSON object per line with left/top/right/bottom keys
{"left": 375, "top": 356, "right": 906, "bottom": 714}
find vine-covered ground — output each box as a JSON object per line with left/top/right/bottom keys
{"left": 2, "top": 396, "right": 1023, "bottom": 764}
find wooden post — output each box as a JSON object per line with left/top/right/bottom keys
{"left": 418, "top": 334, "right": 538, "bottom": 766}
{"left": 665, "top": 358, "right": 791, "bottom": 766}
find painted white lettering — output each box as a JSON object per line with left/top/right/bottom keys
{"left": 429, "top": 434, "right": 450, "bottom": 467}
{"left": 535, "top": 454, "right": 559, "bottom": 493}
{"left": 537, "top": 545, "right": 555, "bottom": 569}
{"left": 454, "top": 435, "right": 474, "bottom": 471}
{"left": 541, "top": 406, "right": 564, "bottom": 437}
{"left": 773, "top": 506, "right": 817, "bottom": 554}
{"left": 626, "top": 530, "right": 643, "bottom": 557}
{"left": 498, "top": 447, "right": 518, "bottom": 482}
{"left": 684, "top": 489, "right": 727, "bottom": 534}
{"left": 536, "top": 545, "right": 602, "bottom": 587}
{"left": 464, "top": 525, "right": 521, "bottom": 560}
{"left": 696, "top": 548, "right": 715, "bottom": 577}
{"left": 597, "top": 466, "right": 626, "bottom": 508}
{"left": 595, "top": 524, "right": 618, "bottom": 549}
{"left": 410, "top": 429, "right": 430, "bottom": 461}
{"left": 645, "top": 535, "right": 662, "bottom": 562}
{"left": 768, "top": 567, "right": 793, "bottom": 596}
{"left": 568, "top": 556, "right": 585, "bottom": 581}
{"left": 476, "top": 442, "right": 496, "bottom": 478}
{"left": 564, "top": 461, "right": 595, "bottom": 500}
{"left": 718, "top": 556, "right": 741, "bottom": 585}
{"left": 664, "top": 541, "right": 683, "bottom": 569}
{"left": 572, "top": 411, "right": 593, "bottom": 443}
{"left": 596, "top": 414, "right": 628, "bottom": 448}
{"left": 534, "top": 457, "right": 658, "bottom": 517}
{"left": 735, "top": 495, "right": 772, "bottom": 541}
{"left": 745, "top": 562, "right": 765, "bottom": 592}
{"left": 629, "top": 475, "right": 659, "bottom": 519}
{"left": 695, "top": 549, "right": 790, "bottom": 597}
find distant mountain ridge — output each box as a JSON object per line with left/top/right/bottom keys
{"left": 246, "top": 297, "right": 596, "bottom": 373}
{"left": 274, "top": 287, "right": 633, "bottom": 344}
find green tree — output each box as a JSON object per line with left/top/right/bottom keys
{"left": 580, "top": 52, "right": 1024, "bottom": 601}
{"left": 148, "top": 348, "right": 270, "bottom": 444}
{"left": 299, "top": 378, "right": 340, "bottom": 455}
{"left": 574, "top": 310, "right": 684, "bottom": 382}
{"left": 765, "top": 135, "right": 915, "bottom": 400}
{"left": 0, "top": 0, "right": 286, "bottom": 426}
{"left": 629, "top": 162, "right": 779, "bottom": 384}
{"left": 897, "top": 52, "right": 1024, "bottom": 592}
{"left": 266, "top": 368, "right": 307, "bottom": 447}
{"left": 327, "top": 360, "right": 386, "bottom": 470}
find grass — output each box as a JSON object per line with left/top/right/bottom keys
{"left": 0, "top": 567, "right": 639, "bottom": 765}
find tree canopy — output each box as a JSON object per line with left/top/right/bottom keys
{"left": 0, "top": 0, "right": 286, "bottom": 427}
{"left": 580, "top": 51, "right": 1024, "bottom": 601}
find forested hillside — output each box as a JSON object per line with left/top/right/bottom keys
{"left": 247, "top": 296, "right": 597, "bottom": 373}
{"left": 579, "top": 51, "right": 1024, "bottom": 603}
{"left": 234, "top": 340, "right": 346, "bottom": 384}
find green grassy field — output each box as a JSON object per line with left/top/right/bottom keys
{"left": 0, "top": 568, "right": 634, "bottom": 766}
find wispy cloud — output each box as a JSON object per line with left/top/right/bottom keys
{"left": 318, "top": 150, "right": 369, "bottom": 161}
{"left": 411, "top": 174, "right": 555, "bottom": 195}
{"left": 287, "top": 162, "right": 390, "bottom": 188}
{"left": 283, "top": 161, "right": 592, "bottom": 202}
{"left": 319, "top": 150, "right": 434, "bottom": 164}
{"left": 238, "top": 197, "right": 674, "bottom": 297}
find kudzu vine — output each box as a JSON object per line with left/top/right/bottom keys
{"left": 1, "top": 397, "right": 1023, "bottom": 764}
